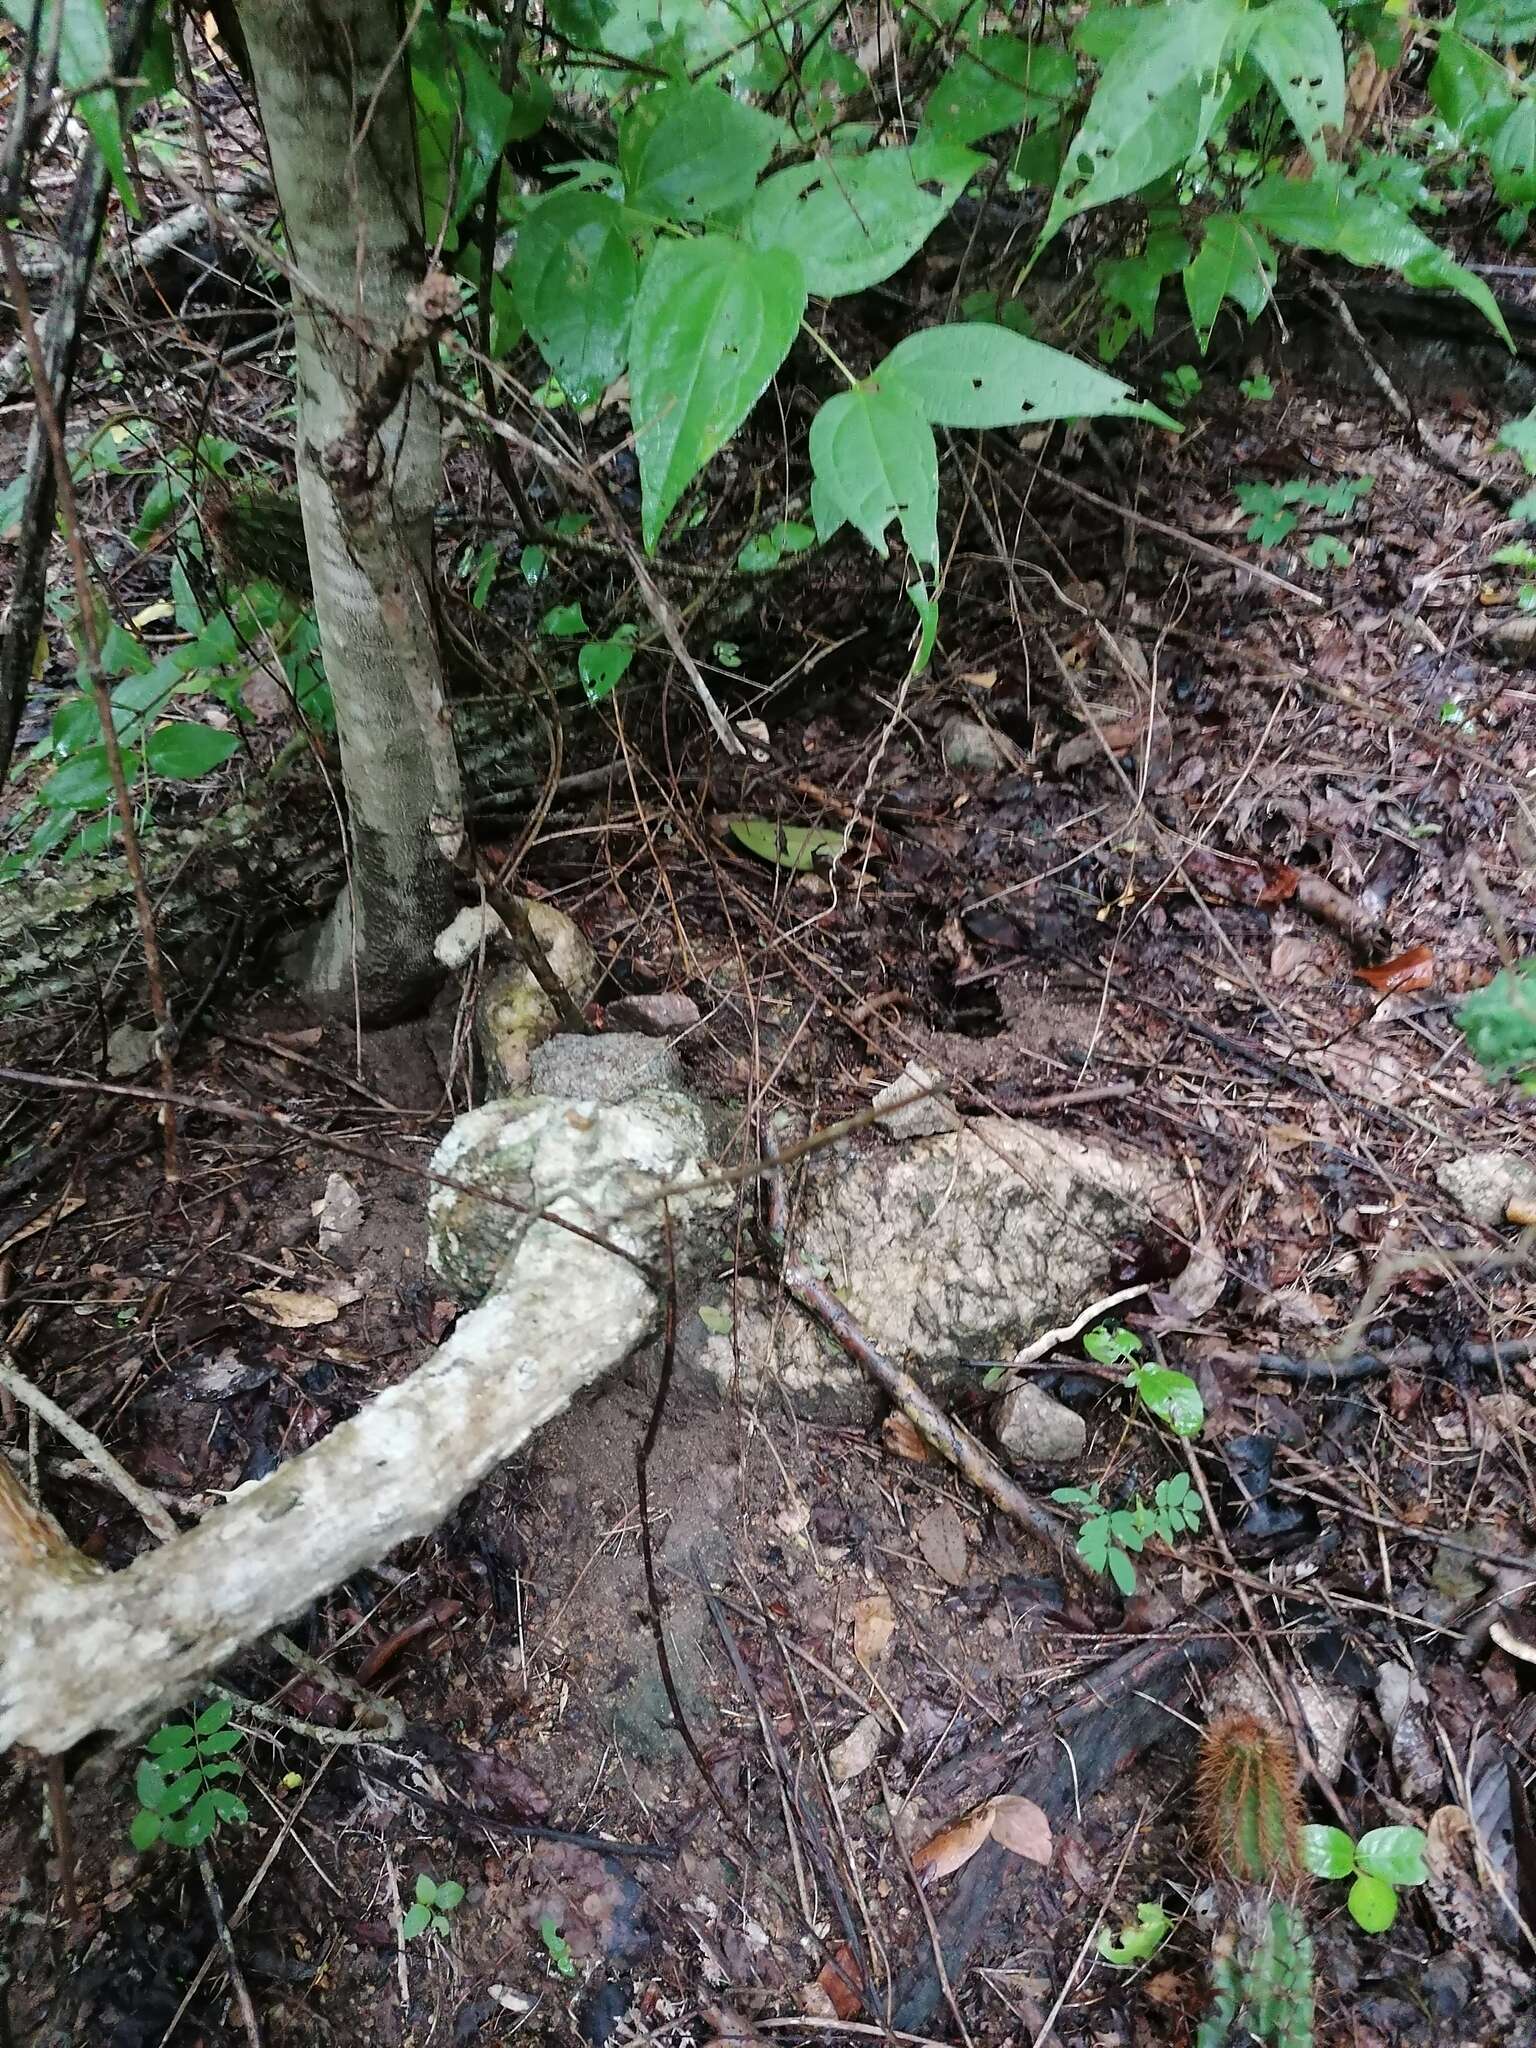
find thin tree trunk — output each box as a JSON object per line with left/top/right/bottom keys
{"left": 236, "top": 0, "right": 464, "bottom": 1019}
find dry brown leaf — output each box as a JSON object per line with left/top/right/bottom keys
{"left": 1356, "top": 943, "right": 1435, "bottom": 996}
{"left": 988, "top": 1794, "right": 1053, "bottom": 1864}
{"left": 1490, "top": 1618, "right": 1536, "bottom": 1666}
{"left": 916, "top": 1502, "right": 969, "bottom": 1586}
{"left": 1168, "top": 1235, "right": 1225, "bottom": 1319}
{"left": 882, "top": 1412, "right": 932, "bottom": 1463}
{"left": 852, "top": 1593, "right": 895, "bottom": 1665}
{"left": 242, "top": 1288, "right": 343, "bottom": 1328}
{"left": 911, "top": 1800, "right": 995, "bottom": 1881}
{"left": 812, "top": 1944, "right": 864, "bottom": 2020}
{"left": 0, "top": 1192, "right": 84, "bottom": 1255}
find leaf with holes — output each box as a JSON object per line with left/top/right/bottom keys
{"left": 1183, "top": 214, "right": 1275, "bottom": 350}
{"left": 809, "top": 381, "right": 938, "bottom": 570}
{"left": 746, "top": 142, "right": 979, "bottom": 298}
{"left": 876, "top": 322, "right": 1176, "bottom": 430}
{"left": 631, "top": 235, "right": 805, "bottom": 551}
{"left": 1041, "top": 0, "right": 1243, "bottom": 245}
{"left": 619, "top": 81, "right": 780, "bottom": 223}
{"left": 578, "top": 635, "right": 635, "bottom": 702}
{"left": 919, "top": 35, "right": 1078, "bottom": 147}
{"left": 1247, "top": 0, "right": 1345, "bottom": 164}
{"left": 510, "top": 191, "right": 638, "bottom": 407}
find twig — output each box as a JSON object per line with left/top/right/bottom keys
{"left": 195, "top": 1843, "right": 262, "bottom": 2048}
{"left": 1011, "top": 1283, "right": 1150, "bottom": 1366}
{"left": 46, "top": 1754, "right": 77, "bottom": 1919}
{"left": 0, "top": 1356, "right": 177, "bottom": 1541}
{"left": 1236, "top": 1335, "right": 1536, "bottom": 1384}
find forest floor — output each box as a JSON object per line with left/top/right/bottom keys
{"left": 4, "top": 97, "right": 1536, "bottom": 2048}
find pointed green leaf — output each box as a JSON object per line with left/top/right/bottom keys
{"left": 1427, "top": 29, "right": 1518, "bottom": 143}
{"left": 728, "top": 818, "right": 844, "bottom": 870}
{"left": 1489, "top": 101, "right": 1536, "bottom": 206}
{"left": 510, "top": 191, "right": 638, "bottom": 406}
{"left": 619, "top": 82, "right": 780, "bottom": 223}
{"left": 144, "top": 722, "right": 238, "bottom": 781}
{"left": 197, "top": 1728, "right": 244, "bottom": 1756}
{"left": 1247, "top": 0, "right": 1345, "bottom": 164}
{"left": 1128, "top": 1364, "right": 1205, "bottom": 1437}
{"left": 40, "top": 746, "right": 115, "bottom": 811}
{"left": 746, "top": 143, "right": 979, "bottom": 298}
{"left": 919, "top": 36, "right": 1078, "bottom": 147}
{"left": 877, "top": 322, "right": 1176, "bottom": 429}
{"left": 1183, "top": 214, "right": 1276, "bottom": 349}
{"left": 809, "top": 381, "right": 938, "bottom": 569}
{"left": 578, "top": 636, "right": 635, "bottom": 701}
{"left": 1043, "top": 0, "right": 1243, "bottom": 244}
{"left": 631, "top": 235, "right": 805, "bottom": 550}
{"left": 416, "top": 1873, "right": 439, "bottom": 1905}
{"left": 1107, "top": 1544, "right": 1138, "bottom": 1595}
{"left": 147, "top": 1722, "right": 196, "bottom": 1754}
{"left": 195, "top": 1698, "right": 232, "bottom": 1736}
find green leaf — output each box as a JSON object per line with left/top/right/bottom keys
{"left": 877, "top": 322, "right": 1175, "bottom": 430}
{"left": 411, "top": 15, "right": 543, "bottom": 239}
{"left": 1355, "top": 1826, "right": 1428, "bottom": 1887}
{"left": 416, "top": 1873, "right": 439, "bottom": 1906}
{"left": 198, "top": 1728, "right": 244, "bottom": 1756}
{"left": 209, "top": 1790, "right": 249, "bottom": 1825}
{"left": 1347, "top": 1871, "right": 1398, "bottom": 1932}
{"left": 737, "top": 533, "right": 784, "bottom": 571}
{"left": 401, "top": 1901, "right": 432, "bottom": 1939}
{"left": 1098, "top": 1899, "right": 1172, "bottom": 1965}
{"left": 698, "top": 1302, "right": 733, "bottom": 1335}
{"left": 143, "top": 723, "right": 238, "bottom": 780}
{"left": 919, "top": 36, "right": 1078, "bottom": 147}
{"left": 40, "top": 746, "right": 115, "bottom": 811}
{"left": 1247, "top": 0, "right": 1345, "bottom": 164}
{"left": 195, "top": 1698, "right": 232, "bottom": 1736}
{"left": 434, "top": 1880, "right": 465, "bottom": 1910}
{"left": 1489, "top": 101, "right": 1536, "bottom": 206}
{"left": 1077, "top": 1516, "right": 1112, "bottom": 1573}
{"left": 0, "top": 0, "right": 135, "bottom": 215}
{"left": 159, "top": 1771, "right": 204, "bottom": 1816}
{"left": 746, "top": 143, "right": 979, "bottom": 298}
{"left": 1107, "top": 1544, "right": 1139, "bottom": 1596}
{"left": 542, "top": 603, "right": 589, "bottom": 637}
{"left": 619, "top": 82, "right": 780, "bottom": 222}
{"left": 1428, "top": 29, "right": 1518, "bottom": 143}
{"left": 1042, "top": 0, "right": 1243, "bottom": 245}
{"left": 578, "top": 636, "right": 635, "bottom": 701}
{"left": 1183, "top": 214, "right": 1275, "bottom": 350}
{"left": 631, "top": 235, "right": 805, "bottom": 551}
{"left": 1051, "top": 1486, "right": 1101, "bottom": 1507}
{"left": 147, "top": 1722, "right": 196, "bottom": 1755}
{"left": 810, "top": 381, "right": 938, "bottom": 569}
{"left": 510, "top": 191, "right": 638, "bottom": 407}
{"left": 520, "top": 545, "right": 548, "bottom": 583}
{"left": 540, "top": 1914, "right": 578, "bottom": 1977}
{"left": 1083, "top": 1323, "right": 1142, "bottom": 1366}
{"left": 1128, "top": 1363, "right": 1205, "bottom": 1437}
{"left": 1498, "top": 411, "right": 1536, "bottom": 469}
{"left": 1300, "top": 1823, "right": 1357, "bottom": 1879}
{"left": 150, "top": 1747, "right": 196, "bottom": 1778}
{"left": 1510, "top": 486, "right": 1536, "bottom": 520}
{"left": 135, "top": 1759, "right": 169, "bottom": 1812}
{"left": 729, "top": 818, "right": 844, "bottom": 870}
{"left": 130, "top": 1807, "right": 163, "bottom": 1850}
{"left": 1245, "top": 172, "right": 1512, "bottom": 346}
{"left": 907, "top": 576, "right": 940, "bottom": 673}
{"left": 1455, "top": 0, "right": 1536, "bottom": 44}
{"left": 1305, "top": 533, "right": 1350, "bottom": 569}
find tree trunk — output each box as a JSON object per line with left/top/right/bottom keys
{"left": 236, "top": 0, "right": 463, "bottom": 1020}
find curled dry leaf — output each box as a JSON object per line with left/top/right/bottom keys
{"left": 882, "top": 1411, "right": 932, "bottom": 1463}
{"left": 1182, "top": 847, "right": 1299, "bottom": 907}
{"left": 241, "top": 1287, "right": 343, "bottom": 1328}
{"left": 911, "top": 1793, "right": 1054, "bottom": 1880}
{"left": 1356, "top": 944, "right": 1434, "bottom": 996}
{"left": 852, "top": 1593, "right": 895, "bottom": 1666}
{"left": 1490, "top": 1617, "right": 1536, "bottom": 1667}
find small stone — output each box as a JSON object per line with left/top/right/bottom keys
{"left": 529, "top": 1032, "right": 682, "bottom": 1103}
{"left": 994, "top": 1380, "right": 1087, "bottom": 1464}
{"left": 940, "top": 713, "right": 1014, "bottom": 772}
{"left": 830, "top": 1712, "right": 884, "bottom": 1783}
{"left": 605, "top": 991, "right": 702, "bottom": 1037}
{"left": 106, "top": 1023, "right": 157, "bottom": 1077}
{"left": 435, "top": 903, "right": 509, "bottom": 970}
{"left": 313, "top": 1172, "right": 364, "bottom": 1253}
{"left": 872, "top": 1060, "right": 961, "bottom": 1140}
{"left": 1436, "top": 1149, "right": 1536, "bottom": 1229}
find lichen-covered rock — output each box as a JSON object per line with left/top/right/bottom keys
{"left": 530, "top": 1031, "right": 682, "bottom": 1102}
{"left": 477, "top": 900, "right": 598, "bottom": 1089}
{"left": 1436, "top": 1148, "right": 1536, "bottom": 1228}
{"left": 427, "top": 1071, "right": 726, "bottom": 1304}
{"left": 684, "top": 1116, "right": 1189, "bottom": 1407}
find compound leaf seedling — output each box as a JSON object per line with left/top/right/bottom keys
{"left": 1099, "top": 1899, "right": 1172, "bottom": 1966}
{"left": 130, "top": 1698, "right": 248, "bottom": 1852}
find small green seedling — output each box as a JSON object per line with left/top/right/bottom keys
{"left": 1052, "top": 1473, "right": 1203, "bottom": 1595}
{"left": 131, "top": 1698, "right": 248, "bottom": 1851}
{"left": 402, "top": 1873, "right": 465, "bottom": 1940}
{"left": 1239, "top": 373, "right": 1275, "bottom": 402}
{"left": 1457, "top": 960, "right": 1536, "bottom": 1091}
{"left": 1099, "top": 1899, "right": 1172, "bottom": 1965}
{"left": 1085, "top": 1324, "right": 1205, "bottom": 1438}
{"left": 1299, "top": 1823, "right": 1427, "bottom": 1932}
{"left": 540, "top": 1914, "right": 578, "bottom": 1978}
{"left": 1234, "top": 474, "right": 1372, "bottom": 549}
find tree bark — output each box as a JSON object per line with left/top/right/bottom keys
{"left": 236, "top": 0, "right": 464, "bottom": 1020}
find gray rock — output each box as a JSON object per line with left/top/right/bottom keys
{"left": 529, "top": 1032, "right": 683, "bottom": 1103}
{"left": 605, "top": 991, "right": 702, "bottom": 1037}
{"left": 994, "top": 1380, "right": 1087, "bottom": 1464}
{"left": 940, "top": 713, "right": 1014, "bottom": 772}
{"left": 873, "top": 1060, "right": 962, "bottom": 1139}
{"left": 106, "top": 1022, "right": 157, "bottom": 1077}
{"left": 1436, "top": 1148, "right": 1536, "bottom": 1228}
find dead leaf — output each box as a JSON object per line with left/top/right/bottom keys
{"left": 242, "top": 1288, "right": 343, "bottom": 1328}
{"left": 1182, "top": 847, "right": 1299, "bottom": 907}
{"left": 989, "top": 1794, "right": 1052, "bottom": 1864}
{"left": 911, "top": 1801, "right": 995, "bottom": 1881}
{"left": 830, "top": 1712, "right": 884, "bottom": 1783}
{"left": 0, "top": 1192, "right": 84, "bottom": 1255}
{"left": 811, "top": 1944, "right": 863, "bottom": 2020}
{"left": 852, "top": 1593, "right": 895, "bottom": 1666}
{"left": 1168, "top": 1234, "right": 1225, "bottom": 1319}
{"left": 882, "top": 1413, "right": 932, "bottom": 1463}
{"left": 916, "top": 1503, "right": 969, "bottom": 1586}
{"left": 1490, "top": 1618, "right": 1536, "bottom": 1666}
{"left": 1356, "top": 944, "right": 1434, "bottom": 995}
{"left": 1509, "top": 1196, "right": 1536, "bottom": 1227}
